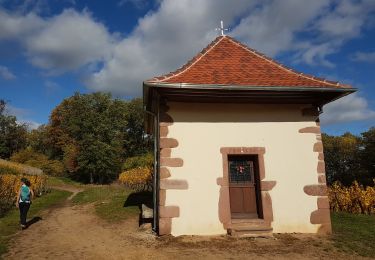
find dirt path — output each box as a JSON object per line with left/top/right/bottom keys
{"left": 4, "top": 186, "right": 368, "bottom": 260}
{"left": 49, "top": 185, "right": 83, "bottom": 200}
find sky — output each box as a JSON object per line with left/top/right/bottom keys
{"left": 0, "top": 0, "right": 374, "bottom": 135}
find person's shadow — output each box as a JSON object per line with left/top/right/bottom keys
{"left": 26, "top": 216, "right": 42, "bottom": 228}
{"left": 123, "top": 191, "right": 153, "bottom": 226}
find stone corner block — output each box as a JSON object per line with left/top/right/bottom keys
{"left": 298, "top": 126, "right": 321, "bottom": 134}
{"left": 160, "top": 158, "right": 183, "bottom": 167}
{"left": 159, "top": 206, "right": 180, "bottom": 218}
{"left": 310, "top": 209, "right": 331, "bottom": 224}
{"left": 160, "top": 138, "right": 178, "bottom": 148}
{"left": 304, "top": 184, "right": 328, "bottom": 196}
{"left": 159, "top": 217, "right": 172, "bottom": 236}
{"left": 160, "top": 179, "right": 188, "bottom": 190}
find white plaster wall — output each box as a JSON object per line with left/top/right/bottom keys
{"left": 164, "top": 102, "right": 320, "bottom": 236}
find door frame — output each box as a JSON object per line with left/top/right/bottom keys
{"left": 219, "top": 147, "right": 275, "bottom": 227}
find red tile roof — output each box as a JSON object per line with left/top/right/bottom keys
{"left": 146, "top": 36, "right": 352, "bottom": 89}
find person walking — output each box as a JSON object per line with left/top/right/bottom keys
{"left": 16, "top": 178, "right": 34, "bottom": 229}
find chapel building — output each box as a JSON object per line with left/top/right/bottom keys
{"left": 143, "top": 35, "right": 355, "bottom": 236}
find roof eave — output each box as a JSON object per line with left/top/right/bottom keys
{"left": 144, "top": 81, "right": 356, "bottom": 93}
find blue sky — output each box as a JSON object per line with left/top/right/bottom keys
{"left": 0, "top": 0, "right": 374, "bottom": 135}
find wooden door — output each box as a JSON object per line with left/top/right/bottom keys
{"left": 228, "top": 156, "right": 258, "bottom": 218}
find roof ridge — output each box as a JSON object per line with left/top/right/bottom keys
{"left": 151, "top": 36, "right": 226, "bottom": 83}
{"left": 225, "top": 36, "right": 349, "bottom": 88}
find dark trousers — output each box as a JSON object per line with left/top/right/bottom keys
{"left": 19, "top": 202, "right": 30, "bottom": 226}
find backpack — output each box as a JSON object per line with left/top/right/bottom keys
{"left": 20, "top": 185, "right": 31, "bottom": 202}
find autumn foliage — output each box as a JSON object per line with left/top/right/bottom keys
{"left": 0, "top": 160, "right": 48, "bottom": 215}
{"left": 0, "top": 159, "right": 42, "bottom": 175}
{"left": 118, "top": 153, "right": 153, "bottom": 191}
{"left": 10, "top": 148, "right": 64, "bottom": 176}
{"left": 329, "top": 181, "right": 375, "bottom": 214}
{"left": 118, "top": 167, "right": 152, "bottom": 192}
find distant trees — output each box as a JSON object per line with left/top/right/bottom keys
{"left": 10, "top": 148, "right": 64, "bottom": 176}
{"left": 27, "top": 125, "right": 52, "bottom": 156}
{"left": 360, "top": 128, "right": 375, "bottom": 183}
{"left": 0, "top": 100, "right": 27, "bottom": 158}
{"left": 47, "top": 93, "right": 151, "bottom": 184}
{"left": 323, "top": 128, "right": 375, "bottom": 187}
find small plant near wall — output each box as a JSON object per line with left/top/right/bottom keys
{"left": 119, "top": 167, "right": 152, "bottom": 192}
{"left": 118, "top": 153, "right": 153, "bottom": 192}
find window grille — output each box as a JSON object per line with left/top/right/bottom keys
{"left": 229, "top": 158, "right": 253, "bottom": 184}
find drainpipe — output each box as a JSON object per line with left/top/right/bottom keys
{"left": 144, "top": 104, "right": 159, "bottom": 234}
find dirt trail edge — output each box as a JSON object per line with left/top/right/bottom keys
{"left": 49, "top": 185, "right": 83, "bottom": 200}
{"left": 4, "top": 185, "right": 367, "bottom": 260}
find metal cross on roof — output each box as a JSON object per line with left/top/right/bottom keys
{"left": 216, "top": 20, "right": 228, "bottom": 36}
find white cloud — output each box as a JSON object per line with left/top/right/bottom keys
{"left": 86, "top": 0, "right": 256, "bottom": 96}
{"left": 0, "top": 65, "right": 16, "bottom": 80}
{"left": 5, "top": 105, "right": 29, "bottom": 118}
{"left": 0, "top": 9, "right": 43, "bottom": 41}
{"left": 321, "top": 93, "right": 375, "bottom": 125}
{"left": 0, "top": 8, "right": 115, "bottom": 74}
{"left": 44, "top": 80, "right": 58, "bottom": 89}
{"left": 0, "top": 0, "right": 374, "bottom": 97}
{"left": 5, "top": 104, "right": 41, "bottom": 130}
{"left": 231, "top": 0, "right": 375, "bottom": 66}
{"left": 18, "top": 119, "right": 41, "bottom": 130}
{"left": 118, "top": 0, "right": 149, "bottom": 9}
{"left": 292, "top": 42, "right": 338, "bottom": 68}
{"left": 295, "top": 0, "right": 375, "bottom": 66}
{"left": 25, "top": 9, "right": 115, "bottom": 73}
{"left": 351, "top": 51, "right": 375, "bottom": 63}
{"left": 0, "top": 9, "right": 44, "bottom": 40}
{"left": 14, "top": 0, "right": 50, "bottom": 15}
{"left": 232, "top": 0, "right": 330, "bottom": 56}
{"left": 44, "top": 80, "right": 60, "bottom": 95}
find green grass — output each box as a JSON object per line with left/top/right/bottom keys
{"left": 47, "top": 176, "right": 82, "bottom": 187}
{"left": 332, "top": 212, "right": 375, "bottom": 257}
{"left": 72, "top": 185, "right": 141, "bottom": 223}
{"left": 0, "top": 189, "right": 71, "bottom": 258}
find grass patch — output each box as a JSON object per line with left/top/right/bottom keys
{"left": 0, "top": 189, "right": 71, "bottom": 258}
{"left": 332, "top": 212, "right": 375, "bottom": 257}
{"left": 72, "top": 185, "right": 140, "bottom": 223}
{"left": 47, "top": 176, "right": 82, "bottom": 187}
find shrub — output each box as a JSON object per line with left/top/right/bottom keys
{"left": 0, "top": 161, "right": 22, "bottom": 175}
{"left": 329, "top": 180, "right": 375, "bottom": 214}
{"left": 118, "top": 167, "right": 152, "bottom": 192}
{"left": 121, "top": 153, "right": 153, "bottom": 171}
{"left": 119, "top": 153, "right": 154, "bottom": 191}
{"left": 10, "top": 148, "right": 65, "bottom": 176}
{"left": 0, "top": 159, "right": 42, "bottom": 175}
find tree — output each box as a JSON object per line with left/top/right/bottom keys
{"left": 47, "top": 93, "right": 151, "bottom": 183}
{"left": 27, "top": 125, "right": 53, "bottom": 156}
{"left": 323, "top": 132, "right": 361, "bottom": 186}
{"left": 359, "top": 127, "right": 375, "bottom": 186}
{"left": 0, "top": 100, "right": 27, "bottom": 158}
{"left": 123, "top": 98, "right": 152, "bottom": 157}
{"left": 11, "top": 148, "right": 64, "bottom": 176}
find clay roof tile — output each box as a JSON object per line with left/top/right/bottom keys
{"left": 146, "top": 36, "right": 352, "bottom": 89}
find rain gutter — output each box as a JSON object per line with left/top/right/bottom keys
{"left": 144, "top": 81, "right": 357, "bottom": 93}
